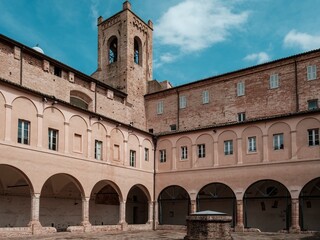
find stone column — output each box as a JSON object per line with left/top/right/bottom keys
{"left": 236, "top": 138, "right": 242, "bottom": 164}
{"left": 81, "top": 197, "right": 91, "bottom": 231}
{"left": 147, "top": 201, "right": 153, "bottom": 224}
{"left": 154, "top": 201, "right": 159, "bottom": 228}
{"left": 64, "top": 122, "right": 69, "bottom": 153}
{"left": 4, "top": 104, "right": 12, "bottom": 141}
{"left": 290, "top": 198, "right": 301, "bottom": 233}
{"left": 235, "top": 200, "right": 244, "bottom": 232}
{"left": 37, "top": 114, "right": 43, "bottom": 147}
{"left": 29, "top": 193, "right": 41, "bottom": 226}
{"left": 190, "top": 199, "right": 197, "bottom": 214}
{"left": 119, "top": 200, "right": 127, "bottom": 225}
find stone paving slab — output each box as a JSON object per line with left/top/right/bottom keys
{"left": 1, "top": 230, "right": 320, "bottom": 240}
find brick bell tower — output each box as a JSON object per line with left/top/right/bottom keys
{"left": 92, "top": 1, "right": 153, "bottom": 129}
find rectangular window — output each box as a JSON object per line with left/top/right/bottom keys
{"left": 130, "top": 150, "right": 136, "bottom": 167}
{"left": 18, "top": 119, "right": 30, "bottom": 145}
{"left": 73, "top": 134, "right": 82, "bottom": 152}
{"left": 181, "top": 146, "right": 188, "bottom": 160}
{"left": 48, "top": 128, "right": 58, "bottom": 151}
{"left": 308, "top": 129, "right": 319, "bottom": 146}
{"left": 95, "top": 140, "right": 103, "bottom": 160}
{"left": 114, "top": 144, "right": 120, "bottom": 161}
{"left": 224, "top": 140, "right": 233, "bottom": 155}
{"left": 308, "top": 99, "right": 318, "bottom": 110}
{"left": 179, "top": 95, "right": 187, "bottom": 109}
{"left": 54, "top": 66, "right": 62, "bottom": 77}
{"left": 248, "top": 137, "right": 257, "bottom": 152}
{"left": 269, "top": 74, "right": 279, "bottom": 89}
{"left": 202, "top": 90, "right": 209, "bottom": 104}
{"left": 157, "top": 101, "right": 164, "bottom": 114}
{"left": 237, "top": 82, "right": 245, "bottom": 96}
{"left": 273, "top": 133, "right": 284, "bottom": 150}
{"left": 145, "top": 148, "right": 149, "bottom": 161}
{"left": 160, "top": 149, "right": 166, "bottom": 163}
{"left": 238, "top": 112, "right": 246, "bottom": 122}
{"left": 307, "top": 65, "right": 317, "bottom": 80}
{"left": 197, "top": 144, "right": 206, "bottom": 158}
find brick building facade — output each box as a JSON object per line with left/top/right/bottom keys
{"left": 0, "top": 0, "right": 319, "bottom": 235}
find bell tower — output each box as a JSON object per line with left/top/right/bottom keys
{"left": 92, "top": 1, "right": 153, "bottom": 129}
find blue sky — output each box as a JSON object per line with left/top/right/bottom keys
{"left": 1, "top": 0, "right": 320, "bottom": 87}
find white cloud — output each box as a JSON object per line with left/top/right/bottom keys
{"left": 244, "top": 52, "right": 270, "bottom": 64}
{"left": 155, "top": 0, "right": 248, "bottom": 54}
{"left": 284, "top": 30, "right": 320, "bottom": 51}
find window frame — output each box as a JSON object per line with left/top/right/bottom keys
{"left": 197, "top": 144, "right": 206, "bottom": 158}
{"left": 48, "top": 128, "right": 58, "bottom": 151}
{"left": 269, "top": 73, "right": 279, "bottom": 89}
{"left": 144, "top": 148, "right": 149, "bottom": 161}
{"left": 181, "top": 146, "right": 188, "bottom": 160}
{"left": 308, "top": 99, "right": 318, "bottom": 110}
{"left": 95, "top": 140, "right": 103, "bottom": 160}
{"left": 179, "top": 95, "right": 187, "bottom": 109}
{"left": 237, "top": 82, "right": 245, "bottom": 96}
{"left": 224, "top": 140, "right": 233, "bottom": 155}
{"left": 238, "top": 112, "right": 246, "bottom": 122}
{"left": 157, "top": 101, "right": 164, "bottom": 114}
{"left": 273, "top": 133, "right": 284, "bottom": 150}
{"left": 129, "top": 150, "right": 136, "bottom": 167}
{"left": 308, "top": 128, "right": 319, "bottom": 146}
{"left": 307, "top": 65, "right": 317, "bottom": 80}
{"left": 18, "top": 119, "right": 30, "bottom": 145}
{"left": 159, "top": 149, "right": 167, "bottom": 163}
{"left": 202, "top": 90, "right": 209, "bottom": 104}
{"left": 248, "top": 136, "right": 257, "bottom": 153}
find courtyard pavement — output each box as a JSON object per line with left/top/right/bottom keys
{"left": 1, "top": 230, "right": 320, "bottom": 240}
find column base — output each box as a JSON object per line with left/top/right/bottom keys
{"left": 289, "top": 226, "right": 301, "bottom": 233}
{"left": 234, "top": 224, "right": 244, "bottom": 232}
{"left": 118, "top": 221, "right": 128, "bottom": 231}
{"left": 28, "top": 221, "right": 42, "bottom": 235}
{"left": 81, "top": 221, "right": 92, "bottom": 232}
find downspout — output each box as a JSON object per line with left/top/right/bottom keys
{"left": 152, "top": 135, "right": 157, "bottom": 230}
{"left": 294, "top": 60, "right": 299, "bottom": 112}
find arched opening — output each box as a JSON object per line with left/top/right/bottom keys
{"left": 40, "top": 174, "right": 83, "bottom": 231}
{"left": 299, "top": 177, "right": 320, "bottom": 231}
{"left": 0, "top": 165, "right": 32, "bottom": 227}
{"left": 89, "top": 181, "right": 121, "bottom": 225}
{"left": 126, "top": 185, "right": 149, "bottom": 224}
{"left": 244, "top": 180, "right": 291, "bottom": 232}
{"left": 134, "top": 37, "right": 142, "bottom": 65}
{"left": 70, "top": 90, "right": 92, "bottom": 110}
{"left": 197, "top": 183, "right": 236, "bottom": 227}
{"left": 158, "top": 185, "right": 190, "bottom": 225}
{"left": 109, "top": 37, "right": 118, "bottom": 63}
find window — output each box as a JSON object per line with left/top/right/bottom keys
{"left": 269, "top": 74, "right": 279, "bottom": 89}
{"left": 248, "top": 137, "right": 256, "bottom": 152}
{"left": 48, "top": 128, "right": 58, "bottom": 151}
{"left": 197, "top": 144, "right": 206, "bottom": 158}
{"left": 307, "top": 65, "right": 317, "bottom": 80}
{"left": 70, "top": 96, "right": 88, "bottom": 110}
{"left": 144, "top": 148, "right": 149, "bottom": 161}
{"left": 273, "top": 133, "right": 284, "bottom": 150}
{"left": 237, "top": 82, "right": 245, "bottom": 96}
{"left": 114, "top": 144, "right": 120, "bottom": 161}
{"left": 95, "top": 140, "right": 103, "bottom": 160}
{"left": 157, "top": 101, "right": 164, "bottom": 114}
{"left": 179, "top": 95, "right": 187, "bottom": 109}
{"left": 134, "top": 37, "right": 141, "bottom": 65}
{"left": 160, "top": 149, "right": 166, "bottom": 163}
{"left": 109, "top": 37, "right": 118, "bottom": 63}
{"left": 181, "top": 146, "right": 188, "bottom": 160}
{"left": 224, "top": 140, "right": 233, "bottom": 155}
{"left": 202, "top": 90, "right": 209, "bottom": 104}
{"left": 308, "top": 99, "right": 318, "bottom": 110}
{"left": 170, "top": 124, "right": 177, "bottom": 131}
{"left": 18, "top": 119, "right": 30, "bottom": 145}
{"left": 130, "top": 150, "right": 136, "bottom": 167}
{"left": 73, "top": 134, "right": 82, "bottom": 152}
{"left": 238, "top": 112, "right": 246, "bottom": 122}
{"left": 54, "top": 66, "right": 62, "bottom": 77}
{"left": 308, "top": 129, "right": 319, "bottom": 146}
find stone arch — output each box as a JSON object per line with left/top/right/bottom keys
{"left": 197, "top": 182, "right": 236, "bottom": 227}
{"left": 89, "top": 180, "right": 123, "bottom": 225}
{"left": 39, "top": 173, "right": 84, "bottom": 231}
{"left": 108, "top": 36, "right": 118, "bottom": 64}
{"left": 299, "top": 177, "right": 320, "bottom": 231}
{"left": 175, "top": 136, "right": 192, "bottom": 169}
{"left": 141, "top": 139, "right": 153, "bottom": 170}
{"left": 241, "top": 125, "right": 263, "bottom": 164}
{"left": 11, "top": 96, "right": 38, "bottom": 146}
{"left": 110, "top": 128, "right": 124, "bottom": 164}
{"left": 0, "top": 164, "right": 34, "bottom": 227}
{"left": 296, "top": 117, "right": 320, "bottom": 159}
{"left": 243, "top": 179, "right": 291, "bottom": 232}
{"left": 128, "top": 134, "right": 140, "bottom": 167}
{"left": 195, "top": 133, "right": 214, "bottom": 168}
{"left": 68, "top": 115, "right": 88, "bottom": 157}
{"left": 157, "top": 139, "right": 173, "bottom": 171}
{"left": 43, "top": 106, "right": 66, "bottom": 152}
{"left": 70, "top": 90, "right": 93, "bottom": 111}
{"left": 218, "top": 130, "right": 237, "bottom": 166}
{"left": 91, "top": 122, "right": 108, "bottom": 161}
{"left": 126, "top": 184, "right": 150, "bottom": 224}
{"left": 158, "top": 185, "right": 190, "bottom": 225}
{"left": 134, "top": 36, "right": 142, "bottom": 65}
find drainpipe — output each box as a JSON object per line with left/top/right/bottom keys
{"left": 294, "top": 60, "right": 299, "bottom": 112}
{"left": 152, "top": 135, "right": 157, "bottom": 230}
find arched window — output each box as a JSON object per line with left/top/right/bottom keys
{"left": 70, "top": 90, "right": 92, "bottom": 110}
{"left": 134, "top": 37, "right": 142, "bottom": 65}
{"left": 109, "top": 37, "right": 118, "bottom": 64}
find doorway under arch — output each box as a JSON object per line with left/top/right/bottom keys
{"left": 299, "top": 177, "right": 320, "bottom": 231}
{"left": 158, "top": 185, "right": 190, "bottom": 225}
{"left": 0, "top": 165, "right": 33, "bottom": 227}
{"left": 197, "top": 182, "right": 236, "bottom": 227}
{"left": 90, "top": 181, "right": 121, "bottom": 225}
{"left": 244, "top": 179, "right": 291, "bottom": 232}
{"left": 39, "top": 173, "right": 84, "bottom": 231}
